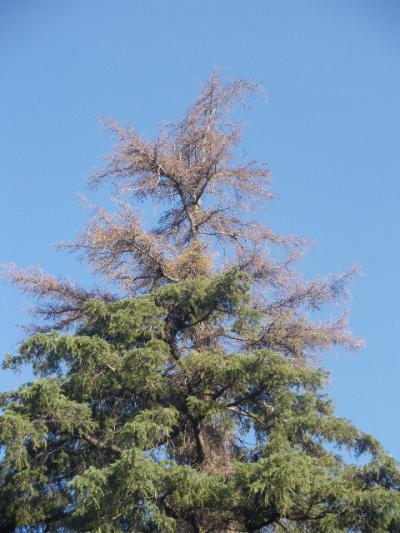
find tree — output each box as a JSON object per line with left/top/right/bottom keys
{"left": 1, "top": 72, "right": 399, "bottom": 532}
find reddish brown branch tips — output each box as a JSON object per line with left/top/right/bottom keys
{"left": 2, "top": 72, "right": 362, "bottom": 357}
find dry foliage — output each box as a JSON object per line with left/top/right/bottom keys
{"left": 3, "top": 71, "right": 362, "bottom": 359}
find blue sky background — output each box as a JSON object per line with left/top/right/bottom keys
{"left": 1, "top": 1, "right": 399, "bottom": 457}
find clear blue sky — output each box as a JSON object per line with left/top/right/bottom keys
{"left": 1, "top": 1, "right": 399, "bottom": 457}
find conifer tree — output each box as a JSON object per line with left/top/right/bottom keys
{"left": 1, "top": 73, "right": 400, "bottom": 532}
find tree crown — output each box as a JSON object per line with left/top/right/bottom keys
{"left": 1, "top": 73, "right": 398, "bottom": 533}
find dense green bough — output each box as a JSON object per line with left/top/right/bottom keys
{"left": 2, "top": 73, "right": 400, "bottom": 531}
{"left": 1, "top": 272, "right": 400, "bottom": 531}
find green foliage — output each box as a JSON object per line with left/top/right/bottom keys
{"left": 1, "top": 271, "right": 400, "bottom": 532}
